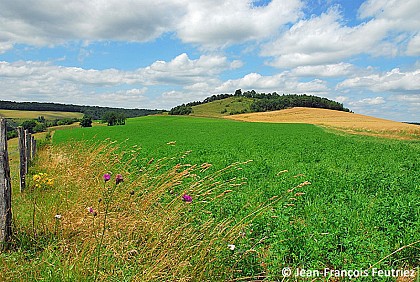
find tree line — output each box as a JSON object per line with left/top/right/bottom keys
{"left": 0, "top": 100, "right": 162, "bottom": 120}
{"left": 5, "top": 112, "right": 129, "bottom": 139}
{"left": 169, "top": 90, "right": 350, "bottom": 115}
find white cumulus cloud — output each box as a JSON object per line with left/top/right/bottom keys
{"left": 0, "top": 53, "right": 240, "bottom": 108}
{"left": 291, "top": 63, "right": 355, "bottom": 77}
{"left": 261, "top": 0, "right": 420, "bottom": 68}
{"left": 215, "top": 72, "right": 329, "bottom": 94}
{"left": 176, "top": 0, "right": 303, "bottom": 48}
{"left": 337, "top": 68, "right": 420, "bottom": 92}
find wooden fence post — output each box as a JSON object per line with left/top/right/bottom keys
{"left": 31, "top": 135, "right": 36, "bottom": 161}
{"left": 17, "top": 127, "right": 26, "bottom": 192}
{"left": 0, "top": 118, "right": 12, "bottom": 250}
{"left": 25, "top": 130, "right": 30, "bottom": 173}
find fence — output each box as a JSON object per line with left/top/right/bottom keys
{"left": 0, "top": 119, "right": 37, "bottom": 250}
{"left": 0, "top": 118, "right": 12, "bottom": 250}
{"left": 17, "top": 127, "right": 37, "bottom": 192}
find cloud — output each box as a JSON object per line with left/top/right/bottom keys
{"left": 406, "top": 33, "right": 420, "bottom": 56}
{"left": 261, "top": 6, "right": 390, "bottom": 67}
{"left": 176, "top": 0, "right": 303, "bottom": 48}
{"left": 391, "top": 94, "right": 420, "bottom": 103}
{"left": 0, "top": 0, "right": 184, "bottom": 47}
{"left": 141, "top": 53, "right": 242, "bottom": 85}
{"left": 0, "top": 42, "right": 13, "bottom": 53}
{"left": 291, "top": 63, "right": 354, "bottom": 77}
{"left": 335, "top": 96, "right": 348, "bottom": 103}
{"left": 215, "top": 72, "right": 329, "bottom": 94}
{"left": 337, "top": 68, "right": 420, "bottom": 92}
{"left": 261, "top": 0, "right": 420, "bottom": 68}
{"left": 0, "top": 53, "right": 240, "bottom": 108}
{"left": 0, "top": 0, "right": 303, "bottom": 50}
{"left": 358, "top": 0, "right": 420, "bottom": 31}
{"left": 349, "top": 96, "right": 386, "bottom": 106}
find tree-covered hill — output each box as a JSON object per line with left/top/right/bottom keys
{"left": 169, "top": 90, "right": 350, "bottom": 116}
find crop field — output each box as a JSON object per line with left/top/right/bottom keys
{"left": 226, "top": 107, "right": 420, "bottom": 140}
{"left": 0, "top": 109, "right": 83, "bottom": 120}
{"left": 2, "top": 115, "right": 419, "bottom": 281}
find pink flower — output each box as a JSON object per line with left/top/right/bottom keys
{"left": 115, "top": 174, "right": 124, "bottom": 185}
{"left": 87, "top": 207, "right": 97, "bottom": 216}
{"left": 182, "top": 194, "right": 192, "bottom": 202}
{"left": 103, "top": 173, "right": 111, "bottom": 182}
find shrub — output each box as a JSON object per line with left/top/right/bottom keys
{"left": 80, "top": 115, "right": 93, "bottom": 127}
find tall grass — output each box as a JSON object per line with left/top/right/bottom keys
{"left": 1, "top": 139, "right": 300, "bottom": 281}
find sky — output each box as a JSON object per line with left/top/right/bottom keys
{"left": 0, "top": 0, "right": 419, "bottom": 122}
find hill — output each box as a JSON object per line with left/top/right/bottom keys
{"left": 0, "top": 100, "right": 163, "bottom": 119}
{"left": 0, "top": 109, "right": 84, "bottom": 120}
{"left": 190, "top": 97, "right": 253, "bottom": 117}
{"left": 169, "top": 91, "right": 349, "bottom": 116}
{"left": 226, "top": 107, "right": 420, "bottom": 139}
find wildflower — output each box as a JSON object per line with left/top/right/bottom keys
{"left": 103, "top": 173, "right": 111, "bottom": 182}
{"left": 47, "top": 178, "right": 54, "bottom": 186}
{"left": 55, "top": 214, "right": 62, "bottom": 219}
{"left": 228, "top": 244, "right": 235, "bottom": 251}
{"left": 33, "top": 174, "right": 41, "bottom": 182}
{"left": 182, "top": 194, "right": 192, "bottom": 202}
{"left": 129, "top": 190, "right": 135, "bottom": 196}
{"left": 87, "top": 207, "right": 98, "bottom": 216}
{"left": 115, "top": 174, "right": 124, "bottom": 185}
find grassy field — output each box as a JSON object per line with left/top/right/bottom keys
{"left": 191, "top": 97, "right": 253, "bottom": 117}
{"left": 2, "top": 115, "right": 419, "bottom": 280}
{"left": 0, "top": 109, "right": 83, "bottom": 120}
{"left": 226, "top": 107, "right": 420, "bottom": 140}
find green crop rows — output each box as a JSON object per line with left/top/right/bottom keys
{"left": 54, "top": 115, "right": 420, "bottom": 278}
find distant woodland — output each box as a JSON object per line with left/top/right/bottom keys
{"left": 1, "top": 100, "right": 163, "bottom": 139}
{"left": 169, "top": 90, "right": 350, "bottom": 115}
{"left": 0, "top": 100, "right": 162, "bottom": 120}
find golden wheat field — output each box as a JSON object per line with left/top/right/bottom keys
{"left": 226, "top": 107, "right": 420, "bottom": 139}
{"left": 0, "top": 109, "right": 83, "bottom": 120}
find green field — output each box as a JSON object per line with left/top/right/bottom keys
{"left": 55, "top": 116, "right": 419, "bottom": 274}
{"left": 3, "top": 115, "right": 419, "bottom": 280}
{"left": 0, "top": 109, "right": 83, "bottom": 120}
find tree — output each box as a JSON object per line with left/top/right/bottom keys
{"left": 102, "top": 112, "right": 126, "bottom": 126}
{"left": 169, "top": 105, "right": 192, "bottom": 115}
{"left": 80, "top": 115, "right": 93, "bottom": 127}
{"left": 234, "top": 89, "right": 242, "bottom": 96}
{"left": 33, "top": 123, "right": 46, "bottom": 133}
{"left": 21, "top": 120, "right": 37, "bottom": 133}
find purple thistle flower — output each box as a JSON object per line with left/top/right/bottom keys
{"left": 115, "top": 174, "right": 124, "bottom": 185}
{"left": 87, "top": 207, "right": 98, "bottom": 216}
{"left": 103, "top": 173, "right": 111, "bottom": 182}
{"left": 182, "top": 194, "right": 192, "bottom": 202}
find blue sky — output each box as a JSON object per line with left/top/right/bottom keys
{"left": 0, "top": 0, "right": 419, "bottom": 122}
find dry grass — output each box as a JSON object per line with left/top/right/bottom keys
{"left": 3, "top": 139, "right": 277, "bottom": 281}
{"left": 225, "top": 107, "right": 420, "bottom": 140}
